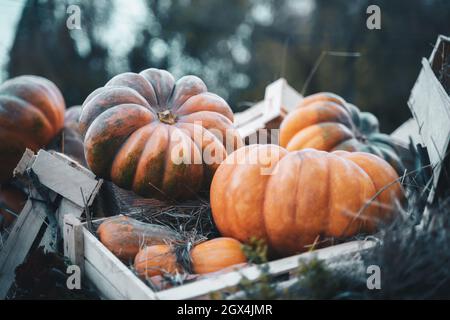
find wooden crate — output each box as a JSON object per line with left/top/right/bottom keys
{"left": 64, "top": 215, "right": 374, "bottom": 300}
{"left": 407, "top": 35, "right": 450, "bottom": 200}
{"left": 234, "top": 78, "right": 302, "bottom": 144}
{"left": 0, "top": 149, "right": 102, "bottom": 298}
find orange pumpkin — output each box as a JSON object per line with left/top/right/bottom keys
{"left": 79, "top": 68, "right": 243, "bottom": 200}
{"left": 279, "top": 92, "right": 405, "bottom": 174}
{"left": 0, "top": 183, "right": 27, "bottom": 229}
{"left": 190, "top": 237, "right": 247, "bottom": 274}
{"left": 134, "top": 237, "right": 247, "bottom": 277}
{"left": 210, "top": 145, "right": 403, "bottom": 257}
{"left": 97, "top": 216, "right": 180, "bottom": 262}
{"left": 134, "top": 244, "right": 180, "bottom": 277}
{"left": 0, "top": 76, "right": 65, "bottom": 182}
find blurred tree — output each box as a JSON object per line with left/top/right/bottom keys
{"left": 7, "top": 0, "right": 112, "bottom": 107}
{"left": 5, "top": 0, "right": 450, "bottom": 131}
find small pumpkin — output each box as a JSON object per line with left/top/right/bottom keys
{"left": 134, "top": 237, "right": 247, "bottom": 277}
{"left": 97, "top": 216, "right": 180, "bottom": 262}
{"left": 210, "top": 145, "right": 403, "bottom": 257}
{"left": 134, "top": 244, "right": 180, "bottom": 277}
{"left": 279, "top": 92, "right": 405, "bottom": 174}
{"left": 0, "top": 75, "right": 65, "bottom": 182}
{"left": 0, "top": 183, "right": 27, "bottom": 229}
{"left": 79, "top": 68, "right": 243, "bottom": 200}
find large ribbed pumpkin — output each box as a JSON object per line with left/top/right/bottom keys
{"left": 80, "top": 68, "right": 243, "bottom": 200}
{"left": 279, "top": 92, "right": 405, "bottom": 174}
{"left": 0, "top": 76, "right": 65, "bottom": 182}
{"left": 134, "top": 237, "right": 247, "bottom": 277}
{"left": 210, "top": 145, "right": 403, "bottom": 256}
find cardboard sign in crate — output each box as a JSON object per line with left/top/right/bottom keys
{"left": 64, "top": 214, "right": 375, "bottom": 300}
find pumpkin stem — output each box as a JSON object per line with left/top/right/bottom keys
{"left": 157, "top": 110, "right": 177, "bottom": 125}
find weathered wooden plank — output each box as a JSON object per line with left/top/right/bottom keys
{"left": 84, "top": 259, "right": 126, "bottom": 300}
{"left": 82, "top": 228, "right": 157, "bottom": 300}
{"left": 264, "top": 78, "right": 302, "bottom": 119}
{"left": 0, "top": 191, "right": 48, "bottom": 298}
{"left": 408, "top": 58, "right": 450, "bottom": 188}
{"left": 234, "top": 78, "right": 303, "bottom": 140}
{"left": 12, "top": 148, "right": 36, "bottom": 177}
{"left": 31, "top": 150, "right": 101, "bottom": 207}
{"left": 63, "top": 214, "right": 85, "bottom": 276}
{"left": 234, "top": 101, "right": 265, "bottom": 128}
{"left": 155, "top": 240, "right": 375, "bottom": 300}
{"left": 429, "top": 35, "right": 450, "bottom": 66}
{"left": 51, "top": 151, "right": 95, "bottom": 179}
{"left": 57, "top": 198, "right": 84, "bottom": 231}
{"left": 390, "top": 118, "right": 423, "bottom": 146}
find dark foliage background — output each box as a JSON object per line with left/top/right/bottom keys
{"left": 3, "top": 0, "right": 450, "bottom": 131}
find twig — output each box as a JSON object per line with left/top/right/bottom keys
{"left": 301, "top": 51, "right": 361, "bottom": 95}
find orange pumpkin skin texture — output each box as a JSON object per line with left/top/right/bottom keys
{"left": 210, "top": 145, "right": 403, "bottom": 257}
{"left": 296, "top": 92, "right": 348, "bottom": 110}
{"left": 0, "top": 76, "right": 65, "bottom": 182}
{"left": 279, "top": 92, "right": 405, "bottom": 174}
{"left": 80, "top": 69, "right": 243, "bottom": 200}
{"left": 190, "top": 237, "right": 247, "bottom": 274}
{"left": 97, "top": 216, "right": 179, "bottom": 262}
{"left": 134, "top": 244, "right": 179, "bottom": 277}
{"left": 134, "top": 237, "right": 247, "bottom": 277}
{"left": 0, "top": 184, "right": 27, "bottom": 229}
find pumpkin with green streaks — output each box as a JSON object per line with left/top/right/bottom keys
{"left": 79, "top": 68, "right": 243, "bottom": 200}
{"left": 279, "top": 92, "right": 405, "bottom": 174}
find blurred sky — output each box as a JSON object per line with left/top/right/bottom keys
{"left": 1, "top": 0, "right": 448, "bottom": 132}
{"left": 0, "top": 0, "right": 316, "bottom": 82}
{"left": 0, "top": 0, "right": 25, "bottom": 81}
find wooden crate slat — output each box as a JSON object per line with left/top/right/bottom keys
{"left": 63, "top": 214, "right": 85, "bottom": 276}
{"left": 155, "top": 240, "right": 374, "bottom": 300}
{"left": 57, "top": 198, "right": 84, "bottom": 231}
{"left": 390, "top": 118, "right": 423, "bottom": 146}
{"left": 12, "top": 148, "right": 35, "bottom": 176}
{"left": 234, "top": 78, "right": 303, "bottom": 140}
{"left": 0, "top": 193, "right": 48, "bottom": 298}
{"left": 84, "top": 259, "right": 128, "bottom": 300}
{"left": 408, "top": 58, "right": 450, "bottom": 187}
{"left": 31, "top": 150, "right": 100, "bottom": 207}
{"left": 82, "top": 228, "right": 157, "bottom": 300}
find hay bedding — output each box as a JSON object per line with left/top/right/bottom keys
{"left": 91, "top": 181, "right": 219, "bottom": 241}
{"left": 87, "top": 181, "right": 222, "bottom": 291}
